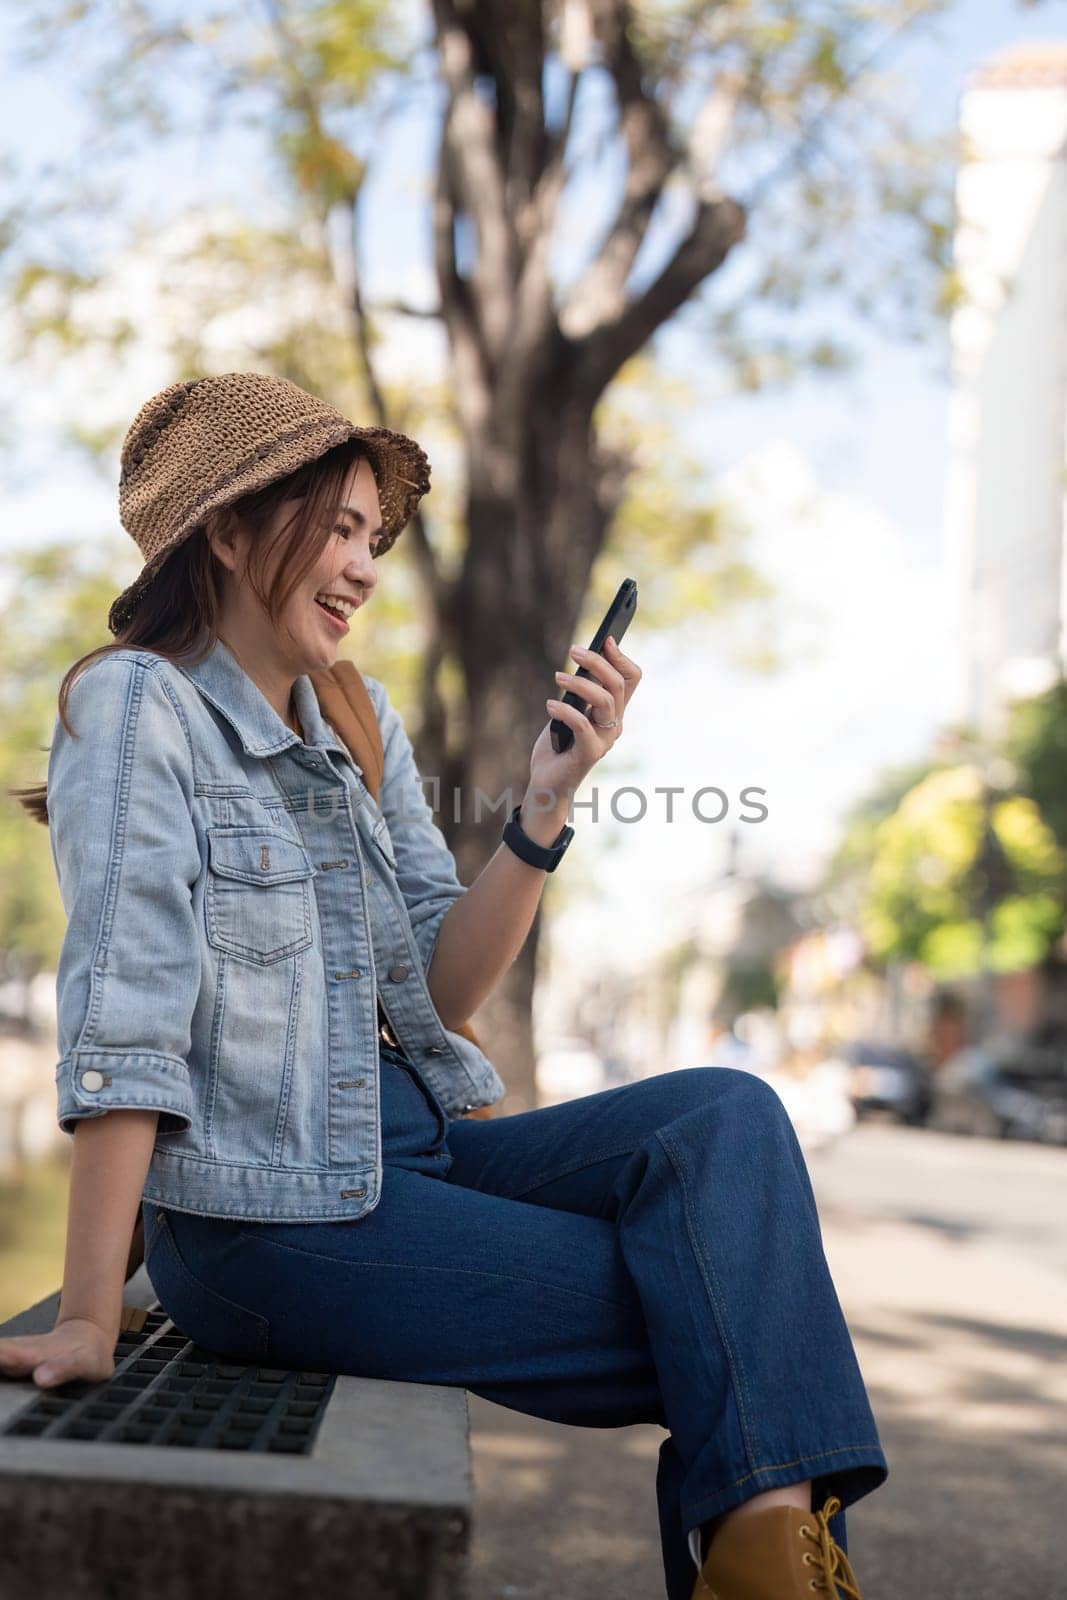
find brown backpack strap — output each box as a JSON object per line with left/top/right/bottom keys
{"left": 308, "top": 661, "right": 489, "bottom": 1077}
{"left": 308, "top": 659, "right": 384, "bottom": 801}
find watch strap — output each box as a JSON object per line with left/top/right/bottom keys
{"left": 502, "top": 802, "right": 574, "bottom": 872}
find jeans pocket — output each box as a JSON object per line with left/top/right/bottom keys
{"left": 145, "top": 1211, "right": 271, "bottom": 1362}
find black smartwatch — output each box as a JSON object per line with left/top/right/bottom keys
{"left": 502, "top": 802, "right": 574, "bottom": 872}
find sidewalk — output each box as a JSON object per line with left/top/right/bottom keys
{"left": 468, "top": 1125, "right": 1067, "bottom": 1598}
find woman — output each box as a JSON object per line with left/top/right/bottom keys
{"left": 1, "top": 373, "right": 887, "bottom": 1599}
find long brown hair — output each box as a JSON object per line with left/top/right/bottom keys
{"left": 10, "top": 437, "right": 379, "bottom": 826}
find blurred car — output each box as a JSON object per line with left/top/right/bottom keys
{"left": 928, "top": 1044, "right": 1067, "bottom": 1145}
{"left": 837, "top": 1040, "right": 932, "bottom": 1127}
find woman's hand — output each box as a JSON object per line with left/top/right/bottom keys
{"left": 0, "top": 1317, "right": 116, "bottom": 1391}
{"left": 527, "top": 634, "right": 642, "bottom": 809}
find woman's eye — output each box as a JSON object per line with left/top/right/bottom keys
{"left": 333, "top": 522, "right": 380, "bottom": 554}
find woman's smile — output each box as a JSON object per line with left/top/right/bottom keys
{"left": 313, "top": 594, "right": 352, "bottom": 635}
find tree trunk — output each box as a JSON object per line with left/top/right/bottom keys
{"left": 431, "top": 371, "right": 627, "bottom": 1107}
{"left": 418, "top": 0, "right": 742, "bottom": 1105}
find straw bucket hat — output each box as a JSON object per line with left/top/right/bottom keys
{"left": 108, "top": 370, "right": 431, "bottom": 635}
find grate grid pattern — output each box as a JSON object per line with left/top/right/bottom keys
{"left": 1, "top": 1307, "right": 335, "bottom": 1452}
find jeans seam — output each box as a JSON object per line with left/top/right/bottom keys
{"left": 685, "top": 1441, "right": 887, "bottom": 1525}
{"left": 232, "top": 1232, "right": 635, "bottom": 1311}
{"left": 718, "top": 1441, "right": 887, "bottom": 1491}
{"left": 504, "top": 1143, "right": 641, "bottom": 1198}
{"left": 656, "top": 1125, "right": 763, "bottom": 1474}
{"left": 157, "top": 1215, "right": 271, "bottom": 1357}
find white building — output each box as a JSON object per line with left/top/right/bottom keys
{"left": 945, "top": 43, "right": 1067, "bottom": 739}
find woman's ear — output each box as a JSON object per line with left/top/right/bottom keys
{"left": 203, "top": 507, "right": 244, "bottom": 575}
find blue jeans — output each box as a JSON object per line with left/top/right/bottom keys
{"left": 142, "top": 1058, "right": 888, "bottom": 1599}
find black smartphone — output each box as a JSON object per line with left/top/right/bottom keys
{"left": 550, "top": 578, "right": 638, "bottom": 753}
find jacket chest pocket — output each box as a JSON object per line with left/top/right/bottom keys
{"left": 205, "top": 827, "right": 317, "bottom": 965}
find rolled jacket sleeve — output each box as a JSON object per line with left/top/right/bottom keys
{"left": 366, "top": 675, "right": 466, "bottom": 975}
{"left": 48, "top": 655, "right": 202, "bottom": 1136}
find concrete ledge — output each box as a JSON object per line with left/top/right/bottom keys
{"left": 0, "top": 1270, "right": 472, "bottom": 1599}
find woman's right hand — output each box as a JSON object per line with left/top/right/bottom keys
{"left": 0, "top": 1317, "right": 116, "bottom": 1390}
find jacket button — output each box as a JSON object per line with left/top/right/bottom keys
{"left": 387, "top": 964, "right": 410, "bottom": 982}
{"left": 425, "top": 1045, "right": 446, "bottom": 1056}
{"left": 81, "top": 1070, "right": 105, "bottom": 1092}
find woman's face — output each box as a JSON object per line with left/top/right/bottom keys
{"left": 214, "top": 454, "right": 383, "bottom": 677}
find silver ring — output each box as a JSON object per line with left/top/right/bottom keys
{"left": 590, "top": 715, "right": 619, "bottom": 729}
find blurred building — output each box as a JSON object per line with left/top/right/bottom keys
{"left": 537, "top": 872, "right": 808, "bottom": 1078}
{"left": 945, "top": 42, "right": 1067, "bottom": 739}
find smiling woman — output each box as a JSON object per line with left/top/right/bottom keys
{"left": 11, "top": 372, "right": 428, "bottom": 813}
{"left": 198, "top": 450, "right": 385, "bottom": 722}
{"left": 1, "top": 370, "right": 888, "bottom": 1600}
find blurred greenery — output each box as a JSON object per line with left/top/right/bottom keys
{"left": 0, "top": 0, "right": 1026, "bottom": 1253}
{"left": 0, "top": 1153, "right": 70, "bottom": 1322}
{"left": 1004, "top": 676, "right": 1067, "bottom": 865}
{"left": 859, "top": 766, "right": 1064, "bottom": 979}
{"left": 0, "top": 546, "right": 124, "bottom": 973}
{"left": 826, "top": 753, "right": 947, "bottom": 910}
{"left": 827, "top": 675, "right": 1067, "bottom": 982}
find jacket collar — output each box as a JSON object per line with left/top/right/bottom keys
{"left": 175, "top": 635, "right": 352, "bottom": 764}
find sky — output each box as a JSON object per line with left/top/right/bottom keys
{"left": 3, "top": 0, "right": 1067, "bottom": 971}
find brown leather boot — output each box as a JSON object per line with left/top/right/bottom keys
{"left": 690, "top": 1494, "right": 863, "bottom": 1600}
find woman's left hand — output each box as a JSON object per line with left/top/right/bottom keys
{"left": 527, "top": 635, "right": 642, "bottom": 806}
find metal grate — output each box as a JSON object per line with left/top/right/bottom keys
{"left": 1, "top": 1306, "right": 335, "bottom": 1452}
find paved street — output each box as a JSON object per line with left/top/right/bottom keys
{"left": 467, "top": 1121, "right": 1067, "bottom": 1598}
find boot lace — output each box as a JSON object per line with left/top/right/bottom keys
{"left": 798, "top": 1497, "right": 863, "bottom": 1599}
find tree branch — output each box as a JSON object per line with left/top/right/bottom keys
{"left": 545, "top": 60, "right": 581, "bottom": 176}
{"left": 467, "top": 0, "right": 548, "bottom": 215}
{"left": 559, "top": 0, "right": 680, "bottom": 340}
{"left": 431, "top": 0, "right": 517, "bottom": 362}
{"left": 433, "top": 130, "right": 495, "bottom": 442}
{"left": 367, "top": 300, "right": 443, "bottom": 319}
{"left": 503, "top": 68, "right": 583, "bottom": 388}
{"left": 575, "top": 192, "right": 746, "bottom": 402}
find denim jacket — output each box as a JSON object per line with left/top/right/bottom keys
{"left": 47, "top": 637, "right": 506, "bottom": 1222}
